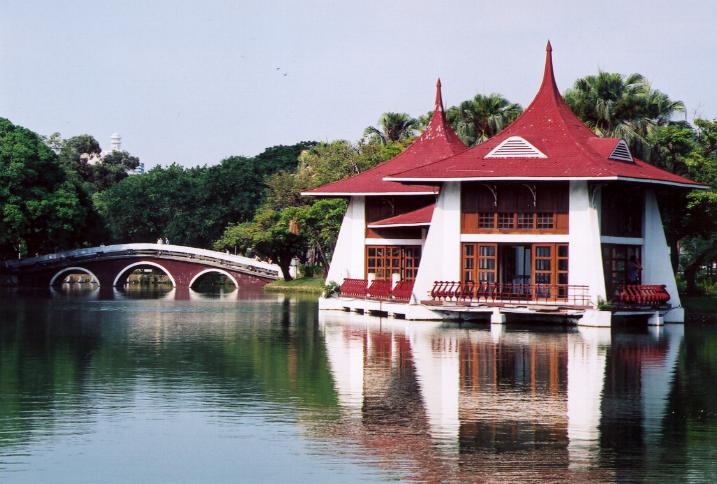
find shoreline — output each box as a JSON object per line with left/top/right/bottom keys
{"left": 264, "top": 276, "right": 325, "bottom": 295}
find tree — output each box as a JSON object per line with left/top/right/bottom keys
{"left": 446, "top": 93, "right": 522, "bottom": 146}
{"left": 363, "top": 112, "right": 418, "bottom": 145}
{"left": 213, "top": 208, "right": 307, "bottom": 280}
{"left": 235, "top": 138, "right": 408, "bottom": 276}
{"left": 565, "top": 72, "right": 684, "bottom": 159}
{"left": 294, "top": 199, "right": 347, "bottom": 271}
{"left": 91, "top": 150, "right": 140, "bottom": 191}
{"left": 58, "top": 134, "right": 101, "bottom": 182}
{"left": 653, "top": 119, "right": 717, "bottom": 294}
{"left": 0, "top": 118, "right": 97, "bottom": 258}
{"left": 96, "top": 142, "right": 315, "bottom": 248}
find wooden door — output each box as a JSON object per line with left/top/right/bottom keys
{"left": 531, "top": 243, "right": 569, "bottom": 301}
{"left": 461, "top": 243, "right": 497, "bottom": 284}
{"left": 533, "top": 244, "right": 554, "bottom": 300}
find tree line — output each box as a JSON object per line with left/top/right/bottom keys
{"left": 1, "top": 70, "right": 716, "bottom": 293}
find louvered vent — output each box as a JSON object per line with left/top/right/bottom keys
{"left": 485, "top": 136, "right": 547, "bottom": 158}
{"left": 609, "top": 140, "right": 633, "bottom": 162}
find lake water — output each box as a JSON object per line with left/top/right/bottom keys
{"left": 1, "top": 287, "right": 716, "bottom": 482}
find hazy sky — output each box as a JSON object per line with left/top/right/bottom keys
{"left": 2, "top": 0, "right": 715, "bottom": 168}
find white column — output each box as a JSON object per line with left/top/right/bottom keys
{"left": 642, "top": 189, "right": 683, "bottom": 322}
{"left": 412, "top": 182, "right": 461, "bottom": 303}
{"left": 568, "top": 181, "right": 606, "bottom": 305}
{"left": 325, "top": 196, "right": 366, "bottom": 284}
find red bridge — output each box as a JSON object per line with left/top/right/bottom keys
{"left": 3, "top": 243, "right": 282, "bottom": 289}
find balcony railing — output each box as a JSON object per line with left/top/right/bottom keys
{"left": 429, "top": 281, "right": 591, "bottom": 307}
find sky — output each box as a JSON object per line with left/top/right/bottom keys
{"left": 1, "top": 0, "right": 716, "bottom": 168}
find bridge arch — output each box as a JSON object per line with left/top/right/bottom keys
{"left": 188, "top": 268, "right": 239, "bottom": 289}
{"left": 113, "top": 261, "right": 177, "bottom": 288}
{"left": 50, "top": 267, "right": 100, "bottom": 286}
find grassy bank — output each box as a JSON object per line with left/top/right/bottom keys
{"left": 265, "top": 276, "right": 325, "bottom": 295}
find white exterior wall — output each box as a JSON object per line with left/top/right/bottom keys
{"left": 411, "top": 182, "right": 462, "bottom": 303}
{"left": 568, "top": 181, "right": 606, "bottom": 305}
{"left": 642, "top": 189, "right": 683, "bottom": 322}
{"left": 325, "top": 196, "right": 365, "bottom": 284}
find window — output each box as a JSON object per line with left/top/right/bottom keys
{"left": 517, "top": 213, "right": 535, "bottom": 229}
{"left": 601, "top": 185, "right": 643, "bottom": 237}
{"left": 498, "top": 213, "right": 515, "bottom": 229}
{"left": 536, "top": 213, "right": 554, "bottom": 229}
{"left": 479, "top": 212, "right": 495, "bottom": 228}
{"left": 602, "top": 244, "right": 641, "bottom": 299}
{"left": 462, "top": 183, "right": 568, "bottom": 234}
{"left": 366, "top": 245, "right": 422, "bottom": 281}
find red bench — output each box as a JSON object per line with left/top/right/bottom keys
{"left": 391, "top": 280, "right": 414, "bottom": 302}
{"left": 367, "top": 279, "right": 393, "bottom": 300}
{"left": 339, "top": 278, "right": 368, "bottom": 297}
{"left": 618, "top": 284, "right": 670, "bottom": 307}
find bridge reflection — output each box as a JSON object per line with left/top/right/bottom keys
{"left": 45, "top": 283, "right": 271, "bottom": 301}
{"left": 319, "top": 312, "right": 682, "bottom": 481}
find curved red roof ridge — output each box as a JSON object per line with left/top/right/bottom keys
{"left": 386, "top": 43, "right": 704, "bottom": 188}
{"left": 303, "top": 79, "right": 468, "bottom": 196}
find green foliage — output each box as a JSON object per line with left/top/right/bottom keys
{"left": 95, "top": 142, "right": 315, "bottom": 248}
{"left": 564, "top": 71, "right": 684, "bottom": 159}
{"left": 323, "top": 280, "right": 340, "bottom": 297}
{"left": 57, "top": 134, "right": 102, "bottom": 182}
{"left": 213, "top": 207, "right": 306, "bottom": 280}
{"left": 237, "top": 138, "right": 402, "bottom": 277}
{"left": 0, "top": 118, "right": 98, "bottom": 258}
{"left": 446, "top": 93, "right": 522, "bottom": 146}
{"left": 91, "top": 150, "right": 140, "bottom": 192}
{"left": 363, "top": 112, "right": 418, "bottom": 145}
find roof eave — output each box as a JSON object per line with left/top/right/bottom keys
{"left": 366, "top": 222, "right": 431, "bottom": 228}
{"left": 382, "top": 175, "right": 708, "bottom": 189}
{"left": 301, "top": 190, "right": 439, "bottom": 197}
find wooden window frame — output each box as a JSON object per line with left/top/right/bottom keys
{"left": 365, "top": 245, "right": 422, "bottom": 281}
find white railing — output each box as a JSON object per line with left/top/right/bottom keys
{"left": 3, "top": 244, "right": 281, "bottom": 278}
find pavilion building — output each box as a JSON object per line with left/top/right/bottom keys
{"left": 304, "top": 43, "right": 706, "bottom": 326}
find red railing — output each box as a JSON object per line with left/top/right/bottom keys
{"left": 430, "top": 281, "right": 591, "bottom": 307}
{"left": 616, "top": 284, "right": 670, "bottom": 308}
{"left": 338, "top": 278, "right": 414, "bottom": 302}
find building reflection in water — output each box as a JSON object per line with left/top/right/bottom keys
{"left": 320, "top": 312, "right": 683, "bottom": 481}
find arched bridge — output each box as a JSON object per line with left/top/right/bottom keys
{"left": 3, "top": 244, "right": 282, "bottom": 288}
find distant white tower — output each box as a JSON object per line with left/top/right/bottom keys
{"left": 110, "top": 133, "right": 122, "bottom": 152}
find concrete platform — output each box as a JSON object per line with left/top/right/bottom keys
{"left": 319, "top": 296, "right": 684, "bottom": 326}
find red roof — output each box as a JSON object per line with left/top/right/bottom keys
{"left": 303, "top": 80, "right": 467, "bottom": 196}
{"left": 367, "top": 203, "right": 435, "bottom": 228}
{"left": 385, "top": 42, "right": 705, "bottom": 189}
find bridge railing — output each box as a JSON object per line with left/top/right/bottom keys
{"left": 3, "top": 244, "right": 282, "bottom": 279}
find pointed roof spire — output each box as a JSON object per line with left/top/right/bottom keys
{"left": 540, "top": 39, "right": 560, "bottom": 98}
{"left": 434, "top": 77, "right": 444, "bottom": 113}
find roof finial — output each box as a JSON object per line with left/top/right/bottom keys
{"left": 434, "top": 77, "right": 444, "bottom": 113}
{"left": 539, "top": 40, "right": 560, "bottom": 97}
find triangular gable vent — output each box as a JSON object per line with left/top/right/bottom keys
{"left": 485, "top": 136, "right": 547, "bottom": 159}
{"left": 608, "top": 139, "right": 633, "bottom": 162}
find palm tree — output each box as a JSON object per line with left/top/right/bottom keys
{"left": 564, "top": 72, "right": 684, "bottom": 159}
{"left": 363, "top": 112, "right": 418, "bottom": 145}
{"left": 446, "top": 93, "right": 523, "bottom": 146}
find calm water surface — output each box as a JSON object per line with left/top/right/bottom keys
{"left": 1, "top": 286, "right": 716, "bottom": 482}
